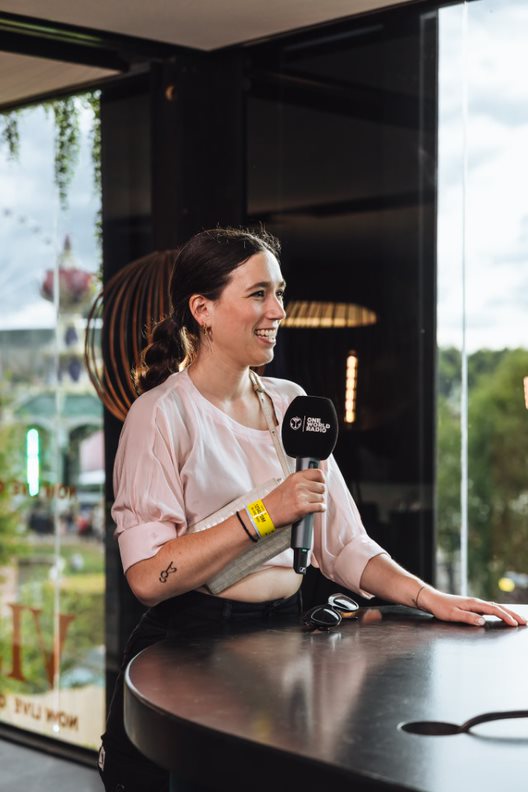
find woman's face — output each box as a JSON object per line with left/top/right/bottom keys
{"left": 205, "top": 250, "right": 286, "bottom": 370}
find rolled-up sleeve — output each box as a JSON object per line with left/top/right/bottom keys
{"left": 111, "top": 397, "right": 186, "bottom": 573}
{"left": 312, "top": 455, "right": 388, "bottom": 598}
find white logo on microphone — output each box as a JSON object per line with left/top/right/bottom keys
{"left": 306, "top": 417, "right": 330, "bottom": 433}
{"left": 290, "top": 415, "right": 331, "bottom": 432}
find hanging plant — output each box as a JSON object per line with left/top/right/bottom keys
{"left": 1, "top": 91, "right": 102, "bottom": 264}
{"left": 43, "top": 96, "right": 81, "bottom": 211}
{"left": 81, "top": 92, "right": 102, "bottom": 252}
{"left": 1, "top": 111, "right": 21, "bottom": 160}
{"left": 82, "top": 92, "right": 101, "bottom": 193}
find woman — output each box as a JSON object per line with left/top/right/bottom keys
{"left": 98, "top": 226, "right": 525, "bottom": 792}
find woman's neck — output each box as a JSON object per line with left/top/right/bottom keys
{"left": 187, "top": 358, "right": 266, "bottom": 430}
{"left": 187, "top": 358, "right": 253, "bottom": 404}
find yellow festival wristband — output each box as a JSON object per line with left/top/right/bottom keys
{"left": 246, "top": 499, "right": 276, "bottom": 538}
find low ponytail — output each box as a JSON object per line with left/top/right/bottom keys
{"left": 133, "top": 315, "right": 184, "bottom": 394}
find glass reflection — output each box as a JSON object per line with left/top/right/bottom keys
{"left": 437, "top": 0, "right": 528, "bottom": 601}
{"left": 0, "top": 96, "right": 105, "bottom": 748}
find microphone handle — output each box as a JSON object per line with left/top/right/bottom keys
{"left": 292, "top": 457, "right": 319, "bottom": 574}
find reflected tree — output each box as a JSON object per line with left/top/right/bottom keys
{"left": 437, "top": 347, "right": 528, "bottom": 599}
{"left": 0, "top": 387, "right": 26, "bottom": 567}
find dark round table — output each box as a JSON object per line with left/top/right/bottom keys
{"left": 124, "top": 604, "right": 528, "bottom": 792}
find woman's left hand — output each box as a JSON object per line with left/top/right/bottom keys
{"left": 418, "top": 587, "right": 527, "bottom": 628}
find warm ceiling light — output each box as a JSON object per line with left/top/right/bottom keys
{"left": 344, "top": 351, "right": 358, "bottom": 425}
{"left": 283, "top": 301, "right": 377, "bottom": 329}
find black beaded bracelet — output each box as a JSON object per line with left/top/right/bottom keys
{"left": 236, "top": 510, "right": 258, "bottom": 542}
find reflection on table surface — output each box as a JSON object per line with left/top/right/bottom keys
{"left": 126, "top": 605, "right": 528, "bottom": 792}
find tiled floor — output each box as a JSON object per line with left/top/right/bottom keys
{"left": 0, "top": 738, "right": 101, "bottom": 791}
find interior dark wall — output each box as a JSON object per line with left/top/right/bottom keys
{"left": 150, "top": 51, "right": 246, "bottom": 248}
{"left": 245, "top": 7, "right": 438, "bottom": 605}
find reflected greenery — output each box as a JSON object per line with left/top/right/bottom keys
{"left": 0, "top": 539, "right": 104, "bottom": 695}
{"left": 437, "top": 347, "right": 528, "bottom": 599}
{"left": 0, "top": 387, "right": 29, "bottom": 567}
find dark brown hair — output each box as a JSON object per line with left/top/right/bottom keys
{"left": 134, "top": 226, "right": 281, "bottom": 393}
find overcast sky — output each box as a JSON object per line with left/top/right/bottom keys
{"left": 0, "top": 0, "right": 527, "bottom": 352}
{"left": 0, "top": 100, "right": 100, "bottom": 330}
{"left": 437, "top": 0, "right": 528, "bottom": 352}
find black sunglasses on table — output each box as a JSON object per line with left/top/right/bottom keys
{"left": 303, "top": 593, "right": 360, "bottom": 631}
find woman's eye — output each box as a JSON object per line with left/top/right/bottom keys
{"left": 250, "top": 289, "right": 285, "bottom": 299}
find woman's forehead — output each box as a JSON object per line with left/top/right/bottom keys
{"left": 231, "top": 250, "right": 283, "bottom": 285}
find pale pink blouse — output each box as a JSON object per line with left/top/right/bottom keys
{"left": 112, "top": 368, "right": 386, "bottom": 597}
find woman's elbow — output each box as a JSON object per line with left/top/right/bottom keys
{"left": 125, "top": 558, "right": 193, "bottom": 606}
{"left": 126, "top": 563, "right": 160, "bottom": 608}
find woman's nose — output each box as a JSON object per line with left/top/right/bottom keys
{"left": 267, "top": 295, "right": 286, "bottom": 319}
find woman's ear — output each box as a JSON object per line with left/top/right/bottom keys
{"left": 188, "top": 294, "right": 211, "bottom": 327}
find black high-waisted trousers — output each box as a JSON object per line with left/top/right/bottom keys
{"left": 98, "top": 589, "right": 302, "bottom": 792}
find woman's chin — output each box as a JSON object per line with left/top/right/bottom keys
{"left": 257, "top": 349, "right": 275, "bottom": 366}
{"left": 243, "top": 343, "right": 276, "bottom": 369}
{"left": 247, "top": 355, "right": 273, "bottom": 371}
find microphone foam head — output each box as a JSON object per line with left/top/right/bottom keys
{"left": 281, "top": 395, "right": 338, "bottom": 460}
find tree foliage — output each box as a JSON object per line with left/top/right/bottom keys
{"left": 0, "top": 390, "right": 27, "bottom": 567}
{"left": 0, "top": 111, "right": 20, "bottom": 160}
{"left": 437, "top": 347, "right": 528, "bottom": 598}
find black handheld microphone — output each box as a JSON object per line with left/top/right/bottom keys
{"left": 281, "top": 395, "right": 339, "bottom": 574}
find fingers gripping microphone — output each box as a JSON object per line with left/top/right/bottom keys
{"left": 281, "top": 396, "right": 339, "bottom": 574}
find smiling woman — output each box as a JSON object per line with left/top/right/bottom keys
{"left": 98, "top": 225, "right": 390, "bottom": 791}
{"left": 99, "top": 224, "right": 526, "bottom": 792}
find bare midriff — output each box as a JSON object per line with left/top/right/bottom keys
{"left": 197, "top": 565, "right": 302, "bottom": 603}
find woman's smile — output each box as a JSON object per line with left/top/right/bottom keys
{"left": 255, "top": 328, "right": 278, "bottom": 345}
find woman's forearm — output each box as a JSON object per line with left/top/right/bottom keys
{"left": 126, "top": 513, "right": 252, "bottom": 606}
{"left": 359, "top": 553, "right": 425, "bottom": 608}
{"left": 359, "top": 551, "right": 526, "bottom": 628}
{"left": 125, "top": 469, "right": 326, "bottom": 607}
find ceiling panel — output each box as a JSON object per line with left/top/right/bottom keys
{"left": 0, "top": 0, "right": 418, "bottom": 51}
{"left": 0, "top": 51, "right": 118, "bottom": 106}
{"left": 0, "top": 0, "right": 421, "bottom": 108}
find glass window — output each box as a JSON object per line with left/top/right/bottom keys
{"left": 0, "top": 95, "right": 104, "bottom": 749}
{"left": 437, "top": 0, "right": 528, "bottom": 600}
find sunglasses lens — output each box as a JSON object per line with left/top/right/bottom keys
{"left": 303, "top": 605, "right": 342, "bottom": 630}
{"left": 327, "top": 593, "right": 359, "bottom": 617}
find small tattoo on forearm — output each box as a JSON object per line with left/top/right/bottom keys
{"left": 159, "top": 561, "right": 177, "bottom": 583}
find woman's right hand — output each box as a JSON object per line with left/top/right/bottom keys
{"left": 263, "top": 469, "right": 327, "bottom": 528}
